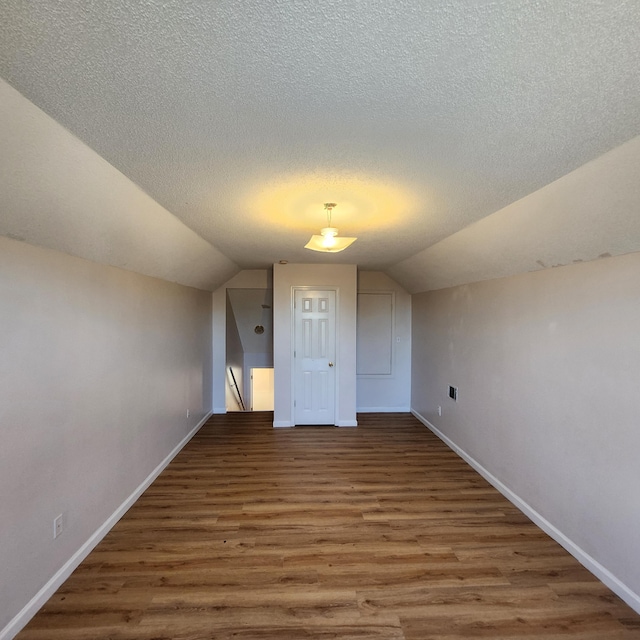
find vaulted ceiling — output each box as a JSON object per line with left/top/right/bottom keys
{"left": 1, "top": 1, "right": 640, "bottom": 292}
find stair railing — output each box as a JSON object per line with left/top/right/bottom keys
{"left": 228, "top": 367, "right": 246, "bottom": 411}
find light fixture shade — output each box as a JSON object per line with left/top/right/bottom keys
{"left": 304, "top": 202, "right": 357, "bottom": 252}
{"left": 305, "top": 233, "right": 358, "bottom": 253}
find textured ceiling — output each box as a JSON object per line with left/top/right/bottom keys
{"left": 1, "top": 0, "right": 640, "bottom": 276}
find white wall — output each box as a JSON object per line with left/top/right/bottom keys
{"left": 273, "top": 263, "right": 357, "bottom": 428}
{"left": 356, "top": 271, "right": 411, "bottom": 412}
{"left": 243, "top": 352, "right": 274, "bottom": 411}
{"left": 0, "top": 236, "right": 213, "bottom": 637}
{"left": 411, "top": 251, "right": 640, "bottom": 612}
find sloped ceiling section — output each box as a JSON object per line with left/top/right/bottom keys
{"left": 1, "top": 1, "right": 640, "bottom": 287}
{"left": 389, "top": 135, "right": 640, "bottom": 293}
{"left": 0, "top": 79, "right": 239, "bottom": 291}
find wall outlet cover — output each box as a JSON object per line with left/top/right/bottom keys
{"left": 53, "top": 514, "right": 63, "bottom": 539}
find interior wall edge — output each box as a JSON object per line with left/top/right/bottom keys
{"left": 0, "top": 413, "right": 211, "bottom": 640}
{"left": 411, "top": 409, "right": 640, "bottom": 616}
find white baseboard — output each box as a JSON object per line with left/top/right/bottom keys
{"left": 1, "top": 413, "right": 211, "bottom": 640}
{"left": 273, "top": 420, "right": 358, "bottom": 428}
{"left": 411, "top": 409, "right": 640, "bottom": 615}
{"left": 356, "top": 406, "right": 410, "bottom": 413}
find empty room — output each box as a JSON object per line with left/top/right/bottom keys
{"left": 1, "top": 1, "right": 640, "bottom": 638}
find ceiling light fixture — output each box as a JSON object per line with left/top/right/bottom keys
{"left": 304, "top": 203, "right": 357, "bottom": 253}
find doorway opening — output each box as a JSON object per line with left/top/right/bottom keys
{"left": 225, "top": 287, "right": 273, "bottom": 412}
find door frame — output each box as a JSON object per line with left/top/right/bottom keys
{"left": 291, "top": 286, "right": 339, "bottom": 425}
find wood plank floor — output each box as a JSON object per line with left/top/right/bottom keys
{"left": 18, "top": 412, "right": 640, "bottom": 639}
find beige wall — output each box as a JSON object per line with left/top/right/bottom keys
{"left": 356, "top": 271, "right": 411, "bottom": 412}
{"left": 0, "top": 236, "right": 213, "bottom": 636}
{"left": 411, "top": 251, "right": 640, "bottom": 611}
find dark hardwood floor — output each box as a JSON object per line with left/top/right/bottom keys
{"left": 17, "top": 412, "right": 640, "bottom": 639}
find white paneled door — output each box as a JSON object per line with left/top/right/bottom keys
{"left": 293, "top": 289, "right": 336, "bottom": 425}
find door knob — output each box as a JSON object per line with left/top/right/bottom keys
{"left": 328, "top": 362, "right": 334, "bottom": 367}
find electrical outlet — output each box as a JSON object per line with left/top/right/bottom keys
{"left": 186, "top": 409, "right": 190, "bottom": 418}
{"left": 438, "top": 405, "right": 442, "bottom": 416}
{"left": 53, "top": 514, "right": 63, "bottom": 539}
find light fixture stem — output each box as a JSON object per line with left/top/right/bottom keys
{"left": 324, "top": 202, "right": 336, "bottom": 228}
